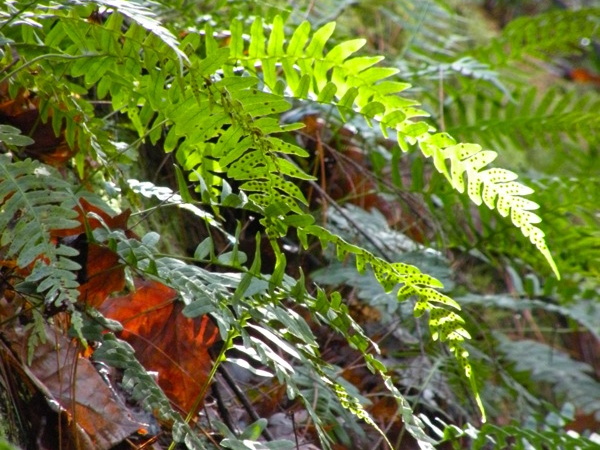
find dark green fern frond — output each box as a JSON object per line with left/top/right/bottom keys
{"left": 496, "top": 334, "right": 600, "bottom": 418}
{"left": 438, "top": 417, "right": 600, "bottom": 450}
{"left": 378, "top": 0, "right": 470, "bottom": 62}
{"left": 529, "top": 177, "right": 600, "bottom": 279}
{"left": 112, "top": 230, "right": 434, "bottom": 449}
{"left": 471, "top": 423, "right": 600, "bottom": 450}
{"left": 0, "top": 156, "right": 80, "bottom": 306}
{"left": 447, "top": 87, "right": 600, "bottom": 148}
{"left": 0, "top": 125, "right": 34, "bottom": 147}
{"left": 94, "top": 334, "right": 206, "bottom": 448}
{"left": 0, "top": 156, "right": 83, "bottom": 363}
{"left": 409, "top": 56, "right": 510, "bottom": 98}
{"left": 53, "top": 0, "right": 186, "bottom": 63}
{"left": 294, "top": 0, "right": 471, "bottom": 62}
{"left": 472, "top": 8, "right": 600, "bottom": 65}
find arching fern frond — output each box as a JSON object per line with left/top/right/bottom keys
{"left": 224, "top": 16, "right": 560, "bottom": 278}
{"left": 420, "top": 136, "right": 559, "bottom": 279}
{"left": 298, "top": 224, "right": 484, "bottom": 420}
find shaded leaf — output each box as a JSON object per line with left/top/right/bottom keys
{"left": 2, "top": 324, "right": 143, "bottom": 449}
{"left": 99, "top": 279, "right": 220, "bottom": 413}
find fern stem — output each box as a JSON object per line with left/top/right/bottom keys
{"left": 0, "top": 53, "right": 104, "bottom": 86}
{"left": 168, "top": 327, "right": 237, "bottom": 449}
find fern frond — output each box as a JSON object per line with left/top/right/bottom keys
{"left": 496, "top": 334, "right": 600, "bottom": 417}
{"left": 48, "top": 0, "right": 186, "bottom": 64}
{"left": 229, "top": 16, "right": 559, "bottom": 274}
{"left": 437, "top": 416, "right": 600, "bottom": 450}
{"left": 102, "top": 0, "right": 184, "bottom": 57}
{"left": 93, "top": 334, "right": 206, "bottom": 448}
{"left": 411, "top": 56, "right": 510, "bottom": 98}
{"left": 1, "top": 2, "right": 189, "bottom": 168}
{"left": 113, "top": 232, "right": 436, "bottom": 449}
{"left": 460, "top": 293, "right": 600, "bottom": 342}
{"left": 420, "top": 136, "right": 559, "bottom": 279}
{"left": 375, "top": 0, "right": 470, "bottom": 61}
{"left": 0, "top": 156, "right": 80, "bottom": 305}
{"left": 447, "top": 86, "right": 600, "bottom": 146}
{"left": 5, "top": 5, "right": 313, "bottom": 230}
{"left": 164, "top": 76, "right": 312, "bottom": 219}
{"left": 472, "top": 8, "right": 600, "bottom": 64}
{"left": 19, "top": 6, "right": 558, "bottom": 279}
{"left": 299, "top": 223, "right": 485, "bottom": 421}
{"left": 0, "top": 125, "right": 34, "bottom": 147}
{"left": 530, "top": 177, "right": 600, "bottom": 278}
{"left": 471, "top": 423, "right": 600, "bottom": 450}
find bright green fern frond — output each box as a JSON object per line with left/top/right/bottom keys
{"left": 230, "top": 16, "right": 559, "bottom": 277}
{"left": 162, "top": 75, "right": 312, "bottom": 217}
{"left": 420, "top": 136, "right": 559, "bottom": 278}
{"left": 299, "top": 224, "right": 486, "bottom": 421}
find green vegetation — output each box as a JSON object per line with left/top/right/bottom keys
{"left": 0, "top": 0, "right": 599, "bottom": 448}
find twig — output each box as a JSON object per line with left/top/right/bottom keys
{"left": 300, "top": 169, "right": 395, "bottom": 261}
{"left": 290, "top": 411, "right": 300, "bottom": 450}
{"left": 217, "top": 364, "right": 275, "bottom": 442}
{"left": 211, "top": 381, "right": 236, "bottom": 433}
